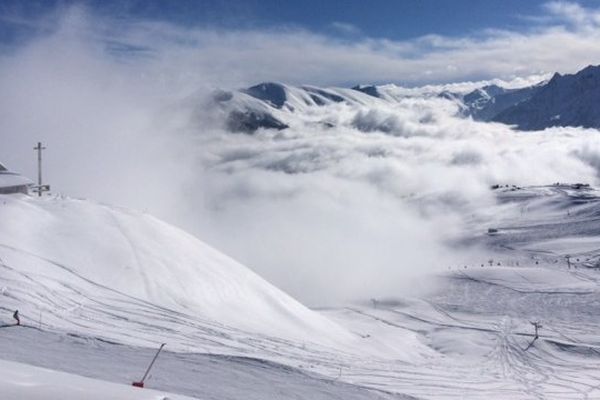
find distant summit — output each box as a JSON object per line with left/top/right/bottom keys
{"left": 460, "top": 84, "right": 542, "bottom": 122}
{"left": 212, "top": 81, "right": 381, "bottom": 133}
{"left": 351, "top": 84, "right": 381, "bottom": 98}
{"left": 492, "top": 65, "right": 600, "bottom": 130}
{"left": 242, "top": 82, "right": 288, "bottom": 109}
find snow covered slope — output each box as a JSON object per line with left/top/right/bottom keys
{"left": 0, "top": 195, "right": 414, "bottom": 399}
{"left": 0, "top": 194, "right": 350, "bottom": 345}
{"left": 460, "top": 83, "right": 541, "bottom": 121}
{"left": 4, "top": 184, "right": 600, "bottom": 399}
{"left": 0, "top": 359, "right": 196, "bottom": 400}
{"left": 0, "top": 327, "right": 408, "bottom": 400}
{"left": 494, "top": 65, "right": 600, "bottom": 130}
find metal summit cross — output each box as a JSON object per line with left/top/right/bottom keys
{"left": 32, "top": 142, "right": 50, "bottom": 197}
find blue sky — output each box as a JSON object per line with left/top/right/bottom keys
{"left": 113, "top": 0, "right": 598, "bottom": 39}
{"left": 1, "top": 1, "right": 600, "bottom": 87}
{"left": 2, "top": 0, "right": 600, "bottom": 42}
{"left": 73, "top": 0, "right": 548, "bottom": 38}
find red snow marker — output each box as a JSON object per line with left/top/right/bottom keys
{"left": 132, "top": 343, "right": 166, "bottom": 388}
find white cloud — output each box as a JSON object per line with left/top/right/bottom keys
{"left": 544, "top": 1, "right": 595, "bottom": 27}
{"left": 182, "top": 94, "right": 600, "bottom": 303}
{"left": 329, "top": 21, "right": 361, "bottom": 36}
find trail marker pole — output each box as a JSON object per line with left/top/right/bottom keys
{"left": 524, "top": 321, "right": 543, "bottom": 350}
{"left": 32, "top": 142, "right": 50, "bottom": 197}
{"left": 132, "top": 343, "right": 166, "bottom": 388}
{"left": 530, "top": 321, "right": 542, "bottom": 340}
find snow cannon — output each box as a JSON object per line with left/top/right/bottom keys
{"left": 132, "top": 343, "right": 166, "bottom": 388}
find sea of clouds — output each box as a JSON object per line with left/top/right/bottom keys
{"left": 2, "top": 4, "right": 600, "bottom": 304}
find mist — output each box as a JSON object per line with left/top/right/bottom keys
{"left": 2, "top": 5, "right": 600, "bottom": 305}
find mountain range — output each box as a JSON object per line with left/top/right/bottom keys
{"left": 212, "top": 64, "right": 600, "bottom": 133}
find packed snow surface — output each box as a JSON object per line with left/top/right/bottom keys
{"left": 2, "top": 184, "right": 600, "bottom": 399}
{"left": 0, "top": 358, "right": 196, "bottom": 400}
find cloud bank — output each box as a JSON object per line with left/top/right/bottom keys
{"left": 1, "top": 3, "right": 600, "bottom": 304}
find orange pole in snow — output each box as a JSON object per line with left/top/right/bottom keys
{"left": 132, "top": 343, "right": 166, "bottom": 388}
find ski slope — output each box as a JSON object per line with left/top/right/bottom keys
{"left": 0, "top": 194, "right": 350, "bottom": 345}
{"left": 2, "top": 185, "right": 600, "bottom": 399}
{"left": 0, "top": 358, "right": 196, "bottom": 400}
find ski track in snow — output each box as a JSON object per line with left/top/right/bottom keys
{"left": 2, "top": 185, "right": 600, "bottom": 398}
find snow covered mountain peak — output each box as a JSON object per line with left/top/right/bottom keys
{"left": 493, "top": 64, "right": 600, "bottom": 130}
{"left": 242, "top": 82, "right": 289, "bottom": 109}
{"left": 209, "top": 65, "right": 600, "bottom": 135}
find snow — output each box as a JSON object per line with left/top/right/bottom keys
{"left": 0, "top": 194, "right": 352, "bottom": 346}
{"left": 0, "top": 172, "right": 32, "bottom": 189}
{"left": 3, "top": 184, "right": 600, "bottom": 398}
{"left": 518, "top": 236, "right": 600, "bottom": 255}
{"left": 0, "top": 358, "right": 196, "bottom": 400}
{"left": 215, "top": 80, "right": 461, "bottom": 135}
{"left": 452, "top": 267, "right": 596, "bottom": 293}
{"left": 0, "top": 328, "right": 404, "bottom": 400}
{"left": 213, "top": 66, "right": 600, "bottom": 136}
{"left": 493, "top": 64, "right": 600, "bottom": 130}
{"left": 220, "top": 66, "right": 600, "bottom": 134}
